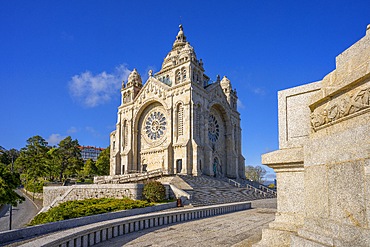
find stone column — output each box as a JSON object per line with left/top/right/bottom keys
{"left": 254, "top": 81, "right": 322, "bottom": 246}
{"left": 254, "top": 148, "right": 305, "bottom": 247}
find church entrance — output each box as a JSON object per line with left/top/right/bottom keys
{"left": 213, "top": 157, "right": 222, "bottom": 177}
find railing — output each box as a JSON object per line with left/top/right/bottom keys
{"left": 227, "top": 179, "right": 276, "bottom": 198}
{"left": 19, "top": 201, "right": 251, "bottom": 247}
{"left": 258, "top": 184, "right": 277, "bottom": 196}
{"left": 94, "top": 169, "right": 164, "bottom": 184}
{"left": 228, "top": 178, "right": 241, "bottom": 188}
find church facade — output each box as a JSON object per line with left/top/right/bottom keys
{"left": 110, "top": 25, "right": 245, "bottom": 179}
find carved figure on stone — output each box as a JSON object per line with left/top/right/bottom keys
{"left": 311, "top": 86, "right": 370, "bottom": 131}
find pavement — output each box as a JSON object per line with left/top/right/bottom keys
{"left": 0, "top": 190, "right": 42, "bottom": 232}
{"left": 94, "top": 198, "right": 277, "bottom": 247}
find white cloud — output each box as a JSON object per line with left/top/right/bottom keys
{"left": 252, "top": 87, "right": 266, "bottom": 96}
{"left": 237, "top": 99, "right": 245, "bottom": 109}
{"left": 67, "top": 126, "right": 78, "bottom": 134}
{"left": 47, "top": 134, "right": 65, "bottom": 146}
{"left": 69, "top": 64, "right": 131, "bottom": 107}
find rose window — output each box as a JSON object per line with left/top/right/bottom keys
{"left": 145, "top": 111, "right": 167, "bottom": 140}
{"left": 208, "top": 114, "right": 219, "bottom": 143}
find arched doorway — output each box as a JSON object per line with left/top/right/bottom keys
{"left": 213, "top": 157, "right": 222, "bottom": 177}
{"left": 208, "top": 105, "right": 228, "bottom": 177}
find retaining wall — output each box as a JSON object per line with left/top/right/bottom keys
{"left": 19, "top": 201, "right": 251, "bottom": 247}
{"left": 0, "top": 202, "right": 176, "bottom": 246}
{"left": 42, "top": 183, "right": 175, "bottom": 212}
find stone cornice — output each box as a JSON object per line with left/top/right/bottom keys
{"left": 262, "top": 147, "right": 304, "bottom": 172}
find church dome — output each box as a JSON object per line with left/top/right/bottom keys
{"left": 161, "top": 25, "right": 197, "bottom": 70}
{"left": 126, "top": 68, "right": 142, "bottom": 87}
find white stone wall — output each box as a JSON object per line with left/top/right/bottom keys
{"left": 43, "top": 184, "right": 144, "bottom": 209}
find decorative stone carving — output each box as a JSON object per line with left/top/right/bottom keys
{"left": 208, "top": 114, "right": 220, "bottom": 143}
{"left": 145, "top": 111, "right": 167, "bottom": 140}
{"left": 311, "top": 85, "right": 370, "bottom": 131}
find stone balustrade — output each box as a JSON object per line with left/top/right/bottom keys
{"left": 19, "top": 201, "right": 251, "bottom": 247}
{"left": 94, "top": 168, "right": 164, "bottom": 184}
{"left": 0, "top": 202, "right": 177, "bottom": 246}
{"left": 227, "top": 178, "right": 276, "bottom": 197}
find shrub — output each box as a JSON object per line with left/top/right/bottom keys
{"left": 143, "top": 181, "right": 166, "bottom": 202}
{"left": 29, "top": 197, "right": 153, "bottom": 226}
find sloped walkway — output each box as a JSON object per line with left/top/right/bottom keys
{"left": 94, "top": 198, "right": 276, "bottom": 247}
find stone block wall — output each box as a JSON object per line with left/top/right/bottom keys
{"left": 42, "top": 183, "right": 175, "bottom": 212}
{"left": 43, "top": 184, "right": 144, "bottom": 210}
{"left": 256, "top": 25, "right": 370, "bottom": 247}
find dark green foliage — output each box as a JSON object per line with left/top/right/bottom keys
{"left": 0, "top": 148, "right": 19, "bottom": 166}
{"left": 82, "top": 159, "right": 97, "bottom": 177}
{"left": 24, "top": 180, "right": 44, "bottom": 193}
{"left": 95, "top": 146, "right": 110, "bottom": 175}
{"left": 143, "top": 181, "right": 166, "bottom": 202}
{"left": 0, "top": 163, "right": 25, "bottom": 206}
{"left": 29, "top": 197, "right": 153, "bottom": 225}
{"left": 57, "top": 136, "right": 83, "bottom": 181}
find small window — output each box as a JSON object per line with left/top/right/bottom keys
{"left": 176, "top": 71, "right": 181, "bottom": 84}
{"left": 176, "top": 159, "right": 182, "bottom": 173}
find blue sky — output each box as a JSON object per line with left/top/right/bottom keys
{"left": 1, "top": 1, "right": 369, "bottom": 179}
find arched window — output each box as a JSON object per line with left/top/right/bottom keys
{"left": 196, "top": 104, "right": 201, "bottom": 140}
{"left": 123, "top": 120, "right": 128, "bottom": 149}
{"left": 126, "top": 91, "right": 131, "bottom": 103}
{"left": 234, "top": 124, "right": 237, "bottom": 151}
{"left": 182, "top": 69, "right": 186, "bottom": 80}
{"left": 177, "top": 104, "right": 184, "bottom": 137}
{"left": 166, "top": 75, "right": 170, "bottom": 84}
{"left": 176, "top": 70, "right": 181, "bottom": 84}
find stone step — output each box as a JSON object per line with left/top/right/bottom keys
{"left": 177, "top": 175, "right": 271, "bottom": 207}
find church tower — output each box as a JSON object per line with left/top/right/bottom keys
{"left": 110, "top": 25, "right": 245, "bottom": 179}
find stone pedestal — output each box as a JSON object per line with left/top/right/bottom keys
{"left": 255, "top": 25, "right": 370, "bottom": 247}
{"left": 254, "top": 149, "right": 305, "bottom": 247}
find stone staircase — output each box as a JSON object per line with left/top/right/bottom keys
{"left": 178, "top": 175, "right": 275, "bottom": 207}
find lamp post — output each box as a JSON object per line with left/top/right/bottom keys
{"left": 9, "top": 152, "right": 15, "bottom": 230}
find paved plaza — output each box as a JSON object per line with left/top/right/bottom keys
{"left": 94, "top": 199, "right": 276, "bottom": 247}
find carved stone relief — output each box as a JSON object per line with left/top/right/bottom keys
{"left": 311, "top": 85, "right": 370, "bottom": 131}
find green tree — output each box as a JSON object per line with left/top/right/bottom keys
{"left": 0, "top": 163, "right": 25, "bottom": 206}
{"left": 245, "top": 165, "right": 266, "bottom": 184}
{"left": 82, "top": 159, "right": 97, "bottom": 177}
{"left": 45, "top": 148, "right": 60, "bottom": 181}
{"left": 95, "top": 146, "right": 110, "bottom": 175}
{"left": 0, "top": 148, "right": 19, "bottom": 167}
{"left": 56, "top": 136, "right": 83, "bottom": 181}
{"left": 15, "top": 136, "right": 50, "bottom": 191}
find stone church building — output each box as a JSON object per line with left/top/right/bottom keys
{"left": 110, "top": 25, "right": 245, "bottom": 179}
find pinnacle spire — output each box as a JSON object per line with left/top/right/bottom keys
{"left": 173, "top": 24, "right": 187, "bottom": 48}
